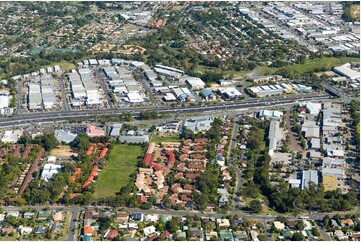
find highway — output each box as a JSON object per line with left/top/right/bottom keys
{"left": 0, "top": 94, "right": 332, "bottom": 129}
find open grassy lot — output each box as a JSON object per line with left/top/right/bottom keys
{"left": 93, "top": 144, "right": 143, "bottom": 198}
{"left": 150, "top": 133, "right": 182, "bottom": 145}
{"left": 258, "top": 57, "right": 360, "bottom": 76}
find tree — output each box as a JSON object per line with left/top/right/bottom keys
{"left": 295, "top": 220, "right": 305, "bottom": 231}
{"left": 312, "top": 227, "right": 320, "bottom": 237}
{"left": 166, "top": 218, "right": 179, "bottom": 234}
{"left": 291, "top": 232, "right": 304, "bottom": 241}
{"left": 249, "top": 200, "right": 262, "bottom": 213}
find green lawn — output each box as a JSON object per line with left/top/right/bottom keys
{"left": 93, "top": 144, "right": 143, "bottom": 198}
{"left": 258, "top": 57, "right": 360, "bottom": 76}
{"left": 151, "top": 133, "right": 182, "bottom": 145}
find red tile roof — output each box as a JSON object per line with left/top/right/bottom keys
{"left": 105, "top": 230, "right": 118, "bottom": 240}
{"left": 84, "top": 225, "right": 92, "bottom": 235}
{"left": 98, "top": 148, "right": 108, "bottom": 159}
{"left": 143, "top": 154, "right": 153, "bottom": 166}
{"left": 165, "top": 150, "right": 175, "bottom": 166}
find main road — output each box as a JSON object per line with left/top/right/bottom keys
{"left": 0, "top": 94, "right": 333, "bottom": 128}
{"left": 0, "top": 204, "right": 351, "bottom": 222}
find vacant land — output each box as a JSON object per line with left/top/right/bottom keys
{"left": 151, "top": 133, "right": 182, "bottom": 145}
{"left": 258, "top": 57, "right": 360, "bottom": 76}
{"left": 50, "top": 145, "right": 77, "bottom": 157}
{"left": 93, "top": 144, "right": 143, "bottom": 198}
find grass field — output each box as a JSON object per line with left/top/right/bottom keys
{"left": 258, "top": 57, "right": 360, "bottom": 76}
{"left": 93, "top": 144, "right": 143, "bottom": 198}
{"left": 150, "top": 133, "right": 182, "bottom": 145}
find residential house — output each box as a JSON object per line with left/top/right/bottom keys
{"left": 83, "top": 225, "right": 93, "bottom": 236}
{"left": 18, "top": 226, "right": 33, "bottom": 235}
{"left": 34, "top": 226, "right": 46, "bottom": 234}
{"left": 104, "top": 229, "right": 118, "bottom": 240}
{"left": 216, "top": 219, "right": 230, "bottom": 228}
{"left": 53, "top": 211, "right": 64, "bottom": 222}
{"left": 143, "top": 225, "right": 156, "bottom": 236}
{"left": 116, "top": 212, "right": 129, "bottom": 224}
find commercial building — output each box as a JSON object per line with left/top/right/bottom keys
{"left": 1, "top": 130, "right": 23, "bottom": 143}
{"left": 183, "top": 116, "right": 213, "bottom": 133}
{"left": 259, "top": 110, "right": 283, "bottom": 120}
{"left": 68, "top": 72, "right": 86, "bottom": 103}
{"left": 249, "top": 85, "right": 283, "bottom": 97}
{"left": 301, "top": 170, "right": 319, "bottom": 190}
{"left": 86, "top": 124, "right": 105, "bottom": 137}
{"left": 163, "top": 93, "right": 177, "bottom": 102}
{"left": 185, "top": 77, "right": 206, "bottom": 90}
{"left": 0, "top": 90, "right": 10, "bottom": 109}
{"left": 309, "top": 138, "right": 320, "bottom": 150}
{"left": 41, "top": 164, "right": 62, "bottom": 181}
{"left": 268, "top": 120, "right": 282, "bottom": 156}
{"left": 79, "top": 68, "right": 101, "bottom": 105}
{"left": 154, "top": 64, "right": 185, "bottom": 75}
{"left": 109, "top": 123, "right": 123, "bottom": 138}
{"left": 199, "top": 89, "right": 216, "bottom": 100}
{"left": 306, "top": 102, "right": 322, "bottom": 115}
{"left": 172, "top": 88, "right": 196, "bottom": 101}
{"left": 249, "top": 75, "right": 282, "bottom": 83}
{"left": 218, "top": 87, "right": 242, "bottom": 100}
{"left": 28, "top": 83, "right": 42, "bottom": 110}
{"left": 119, "top": 130, "right": 150, "bottom": 143}
{"left": 54, "top": 129, "right": 77, "bottom": 144}
{"left": 333, "top": 63, "right": 360, "bottom": 80}
{"left": 40, "top": 74, "right": 56, "bottom": 110}
{"left": 125, "top": 92, "right": 144, "bottom": 103}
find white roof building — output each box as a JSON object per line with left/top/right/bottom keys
{"left": 185, "top": 77, "right": 205, "bottom": 89}
{"left": 1, "top": 130, "right": 23, "bottom": 143}
{"left": 125, "top": 92, "right": 144, "bottom": 103}
{"left": 306, "top": 102, "right": 322, "bottom": 115}
{"left": 54, "top": 129, "right": 77, "bottom": 143}
{"left": 41, "top": 164, "right": 62, "bottom": 181}
{"left": 143, "top": 225, "right": 156, "bottom": 236}
{"left": 333, "top": 63, "right": 360, "bottom": 80}
{"left": 0, "top": 95, "right": 9, "bottom": 109}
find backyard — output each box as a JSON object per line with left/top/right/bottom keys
{"left": 93, "top": 144, "right": 143, "bottom": 198}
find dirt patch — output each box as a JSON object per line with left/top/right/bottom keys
{"left": 351, "top": 5, "right": 360, "bottom": 20}
{"left": 51, "top": 145, "right": 77, "bottom": 157}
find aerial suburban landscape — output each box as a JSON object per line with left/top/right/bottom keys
{"left": 0, "top": 1, "right": 360, "bottom": 241}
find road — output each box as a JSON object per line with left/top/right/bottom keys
{"left": 228, "top": 122, "right": 244, "bottom": 210}
{"left": 321, "top": 82, "right": 352, "bottom": 103}
{"left": 1, "top": 205, "right": 352, "bottom": 222}
{"left": 58, "top": 75, "right": 70, "bottom": 111}
{"left": 315, "top": 219, "right": 331, "bottom": 241}
{"left": 0, "top": 94, "right": 333, "bottom": 129}
{"left": 65, "top": 210, "right": 78, "bottom": 241}
{"left": 133, "top": 68, "right": 159, "bottom": 107}
{"left": 95, "top": 68, "right": 115, "bottom": 109}
{"left": 16, "top": 80, "right": 22, "bottom": 115}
